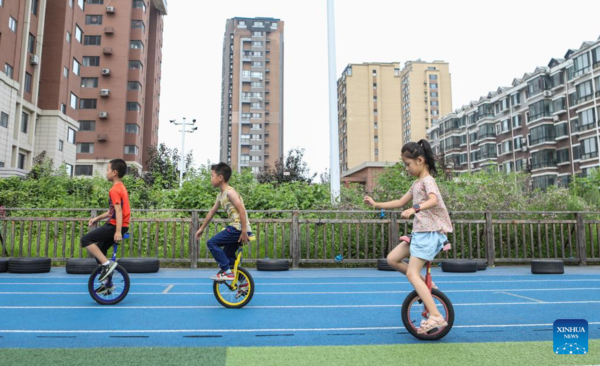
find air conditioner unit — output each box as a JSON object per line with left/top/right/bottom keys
{"left": 522, "top": 145, "right": 528, "bottom": 152}
{"left": 30, "top": 54, "right": 40, "bottom": 65}
{"left": 106, "top": 6, "right": 115, "bottom": 13}
{"left": 470, "top": 163, "right": 475, "bottom": 169}
{"left": 99, "top": 112, "right": 109, "bottom": 119}
{"left": 100, "top": 89, "right": 110, "bottom": 97}
{"left": 553, "top": 115, "right": 560, "bottom": 122}
{"left": 543, "top": 90, "right": 553, "bottom": 97}
{"left": 101, "top": 68, "right": 111, "bottom": 76}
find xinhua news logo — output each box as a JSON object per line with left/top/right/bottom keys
{"left": 553, "top": 319, "right": 588, "bottom": 355}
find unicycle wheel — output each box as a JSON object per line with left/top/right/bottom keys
{"left": 88, "top": 265, "right": 130, "bottom": 305}
{"left": 401, "top": 288, "right": 454, "bottom": 340}
{"left": 213, "top": 267, "right": 254, "bottom": 308}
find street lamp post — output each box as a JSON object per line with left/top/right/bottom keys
{"left": 169, "top": 117, "right": 198, "bottom": 187}
{"left": 327, "top": 0, "right": 340, "bottom": 204}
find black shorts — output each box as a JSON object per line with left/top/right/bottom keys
{"left": 81, "top": 224, "right": 129, "bottom": 256}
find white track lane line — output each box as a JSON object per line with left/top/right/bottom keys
{"left": 495, "top": 291, "right": 545, "bottom": 303}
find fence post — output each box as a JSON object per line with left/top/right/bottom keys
{"left": 485, "top": 212, "right": 495, "bottom": 266}
{"left": 89, "top": 210, "right": 97, "bottom": 258}
{"left": 390, "top": 212, "right": 399, "bottom": 251}
{"left": 291, "top": 211, "right": 300, "bottom": 269}
{"left": 576, "top": 213, "right": 587, "bottom": 267}
{"left": 191, "top": 211, "right": 199, "bottom": 269}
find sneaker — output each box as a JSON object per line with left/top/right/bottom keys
{"left": 210, "top": 271, "right": 235, "bottom": 282}
{"left": 98, "top": 261, "right": 118, "bottom": 282}
{"left": 236, "top": 280, "right": 249, "bottom": 299}
{"left": 95, "top": 283, "right": 116, "bottom": 296}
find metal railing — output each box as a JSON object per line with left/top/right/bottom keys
{"left": 0, "top": 209, "right": 599, "bottom": 268}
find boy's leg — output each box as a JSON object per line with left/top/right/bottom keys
{"left": 81, "top": 224, "right": 118, "bottom": 281}
{"left": 207, "top": 227, "right": 239, "bottom": 274}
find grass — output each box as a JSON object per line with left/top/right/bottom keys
{"left": 1, "top": 340, "right": 599, "bottom": 366}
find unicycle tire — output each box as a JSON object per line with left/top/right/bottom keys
{"left": 88, "top": 264, "right": 130, "bottom": 305}
{"left": 213, "top": 267, "right": 255, "bottom": 309}
{"left": 401, "top": 288, "right": 454, "bottom": 341}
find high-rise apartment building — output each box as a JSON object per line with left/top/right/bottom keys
{"left": 219, "top": 17, "right": 284, "bottom": 174}
{"left": 0, "top": 0, "right": 166, "bottom": 177}
{"left": 429, "top": 36, "right": 600, "bottom": 190}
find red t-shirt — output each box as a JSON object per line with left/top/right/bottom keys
{"left": 108, "top": 182, "right": 130, "bottom": 227}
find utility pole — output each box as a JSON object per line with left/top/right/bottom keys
{"left": 169, "top": 117, "right": 197, "bottom": 187}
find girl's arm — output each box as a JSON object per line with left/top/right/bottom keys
{"left": 364, "top": 191, "right": 412, "bottom": 210}
{"left": 402, "top": 193, "right": 439, "bottom": 218}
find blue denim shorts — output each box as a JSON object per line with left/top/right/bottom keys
{"left": 409, "top": 232, "right": 448, "bottom": 261}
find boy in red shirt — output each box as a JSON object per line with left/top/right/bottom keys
{"left": 81, "top": 159, "right": 131, "bottom": 282}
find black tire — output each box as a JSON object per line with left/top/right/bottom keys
{"left": 66, "top": 258, "right": 98, "bottom": 274}
{"left": 88, "top": 265, "right": 130, "bottom": 305}
{"left": 476, "top": 260, "right": 487, "bottom": 271}
{"left": 401, "top": 288, "right": 455, "bottom": 341}
{"left": 0, "top": 258, "right": 8, "bottom": 273}
{"left": 8, "top": 257, "right": 51, "bottom": 273}
{"left": 256, "top": 259, "right": 289, "bottom": 271}
{"left": 117, "top": 258, "right": 160, "bottom": 273}
{"left": 531, "top": 259, "right": 564, "bottom": 274}
{"left": 441, "top": 259, "right": 477, "bottom": 273}
{"left": 213, "top": 267, "right": 255, "bottom": 309}
{"left": 377, "top": 258, "right": 395, "bottom": 271}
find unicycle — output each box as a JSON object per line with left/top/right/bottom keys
{"left": 87, "top": 233, "right": 131, "bottom": 305}
{"left": 400, "top": 238, "right": 454, "bottom": 340}
{"left": 213, "top": 242, "right": 255, "bottom": 309}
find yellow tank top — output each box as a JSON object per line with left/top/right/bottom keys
{"left": 216, "top": 186, "right": 252, "bottom": 232}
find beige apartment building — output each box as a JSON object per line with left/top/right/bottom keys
{"left": 219, "top": 17, "right": 284, "bottom": 174}
{"left": 339, "top": 60, "right": 452, "bottom": 189}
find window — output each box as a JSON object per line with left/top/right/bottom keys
{"left": 9, "top": 17, "right": 17, "bottom": 32}
{"left": 512, "top": 115, "right": 522, "bottom": 128}
{"left": 254, "top": 21, "right": 264, "bottom": 27}
{"left": 125, "top": 124, "right": 140, "bottom": 134}
{"left": 532, "top": 175, "right": 556, "bottom": 190}
{"left": 252, "top": 31, "right": 263, "bottom": 37}
{"left": 18, "top": 153, "right": 26, "bottom": 170}
{"left": 4, "top": 63, "right": 13, "bottom": 79}
{"left": 252, "top": 41, "right": 263, "bottom": 47}
{"left": 511, "top": 92, "right": 521, "bottom": 106}
{"left": 375, "top": 149, "right": 379, "bottom": 155}
{"left": 553, "top": 97, "right": 566, "bottom": 112}
{"left": 251, "top": 113, "right": 262, "bottom": 119}
{"left": 126, "top": 102, "right": 141, "bottom": 112}
{"left": 129, "top": 61, "right": 143, "bottom": 70}
{"left": 251, "top": 102, "right": 262, "bottom": 109}
{"left": 573, "top": 53, "right": 590, "bottom": 77}
{"left": 133, "top": 0, "right": 146, "bottom": 12}
{"left": 551, "top": 72, "right": 564, "bottom": 88}
{"left": 20, "top": 112, "right": 29, "bottom": 133}
{"left": 127, "top": 81, "right": 142, "bottom": 90}
{"left": 81, "top": 77, "right": 98, "bottom": 88}
{"left": 124, "top": 145, "right": 139, "bottom": 155}
{"left": 132, "top": 20, "right": 145, "bottom": 33}
{"left": 77, "top": 120, "right": 95, "bottom": 131}
{"left": 61, "top": 104, "right": 66, "bottom": 113}
{"left": 85, "top": 15, "right": 103, "bottom": 25}
{"left": 581, "top": 137, "right": 598, "bottom": 160}
{"left": 84, "top": 35, "right": 101, "bottom": 45}
{"left": 88, "top": 0, "right": 104, "bottom": 4}
{"left": 64, "top": 67, "right": 69, "bottom": 78}
{"left": 531, "top": 149, "right": 557, "bottom": 169}
{"left": 77, "top": 0, "right": 84, "bottom": 9}
{"left": 429, "top": 74, "right": 438, "bottom": 80}
{"left": 250, "top": 156, "right": 261, "bottom": 162}
{"left": 528, "top": 99, "right": 553, "bottom": 121}
{"left": 593, "top": 47, "right": 600, "bottom": 66}
{"left": 28, "top": 34, "right": 36, "bottom": 54}
{"left": 72, "top": 58, "right": 81, "bottom": 76}
{"left": 501, "top": 119, "right": 510, "bottom": 133}
{"left": 557, "top": 149, "right": 570, "bottom": 164}
{"left": 70, "top": 93, "right": 78, "bottom": 109}
{"left": 63, "top": 163, "right": 73, "bottom": 177}
{"left": 251, "top": 134, "right": 261, "bottom": 140}
{"left": 480, "top": 144, "right": 497, "bottom": 159}
{"left": 394, "top": 68, "right": 400, "bottom": 76}
{"left": 77, "top": 143, "right": 94, "bottom": 154}
{"left": 529, "top": 124, "right": 556, "bottom": 145}
{"left": 0, "top": 112, "right": 8, "bottom": 128}
{"left": 430, "top": 92, "right": 438, "bottom": 97}
{"left": 58, "top": 140, "right": 64, "bottom": 151}
{"left": 555, "top": 122, "right": 568, "bottom": 138}
{"left": 68, "top": 128, "right": 76, "bottom": 144}
{"left": 75, "top": 165, "right": 93, "bottom": 176}
{"left": 32, "top": 0, "right": 38, "bottom": 15}
{"left": 527, "top": 76, "right": 550, "bottom": 97}
{"left": 252, "top": 61, "right": 263, "bottom": 67}
{"left": 513, "top": 137, "right": 522, "bottom": 150}
{"left": 430, "top": 83, "right": 438, "bottom": 89}
{"left": 575, "top": 81, "right": 593, "bottom": 104}
{"left": 24, "top": 73, "right": 32, "bottom": 94}
{"left": 130, "top": 41, "right": 144, "bottom": 51}
{"left": 75, "top": 25, "right": 83, "bottom": 43}
{"left": 577, "top": 108, "right": 596, "bottom": 132}
{"left": 477, "top": 123, "right": 496, "bottom": 140}
{"left": 69, "top": 0, "right": 73, "bottom": 7}
{"left": 373, "top": 96, "right": 377, "bottom": 101}
{"left": 79, "top": 99, "right": 97, "bottom": 109}
{"left": 82, "top": 56, "right": 100, "bottom": 67}
{"left": 66, "top": 31, "right": 71, "bottom": 43}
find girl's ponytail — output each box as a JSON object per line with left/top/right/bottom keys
{"left": 417, "top": 139, "right": 437, "bottom": 175}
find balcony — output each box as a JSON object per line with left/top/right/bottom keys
{"left": 575, "top": 94, "right": 593, "bottom": 105}
{"left": 477, "top": 113, "right": 494, "bottom": 122}
{"left": 581, "top": 152, "right": 599, "bottom": 161}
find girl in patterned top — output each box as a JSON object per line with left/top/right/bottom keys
{"left": 364, "top": 140, "right": 453, "bottom": 334}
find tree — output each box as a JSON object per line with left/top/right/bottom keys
{"left": 27, "top": 151, "right": 54, "bottom": 180}
{"left": 143, "top": 143, "right": 193, "bottom": 189}
{"left": 257, "top": 148, "right": 316, "bottom": 185}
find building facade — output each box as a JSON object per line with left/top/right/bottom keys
{"left": 429, "top": 36, "right": 600, "bottom": 190}
{"left": 0, "top": 0, "right": 166, "bottom": 178}
{"left": 219, "top": 17, "right": 284, "bottom": 174}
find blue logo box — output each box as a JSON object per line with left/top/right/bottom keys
{"left": 553, "top": 319, "right": 588, "bottom": 355}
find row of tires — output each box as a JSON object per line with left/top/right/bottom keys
{"left": 0, "top": 257, "right": 566, "bottom": 274}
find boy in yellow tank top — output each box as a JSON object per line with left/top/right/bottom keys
{"left": 195, "top": 163, "right": 253, "bottom": 283}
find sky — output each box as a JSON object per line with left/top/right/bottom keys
{"left": 158, "top": 0, "right": 600, "bottom": 176}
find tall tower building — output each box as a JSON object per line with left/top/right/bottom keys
{"left": 219, "top": 17, "right": 284, "bottom": 174}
